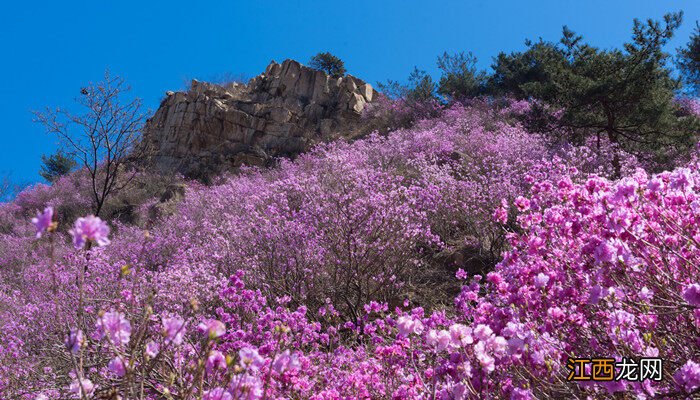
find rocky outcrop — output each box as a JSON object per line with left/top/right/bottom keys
{"left": 142, "top": 59, "right": 377, "bottom": 178}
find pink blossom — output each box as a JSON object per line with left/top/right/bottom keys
{"left": 455, "top": 268, "right": 468, "bottom": 280}
{"left": 145, "top": 341, "right": 160, "bottom": 358}
{"left": 230, "top": 374, "right": 263, "bottom": 399}
{"left": 683, "top": 284, "right": 700, "bottom": 307}
{"left": 70, "top": 215, "right": 110, "bottom": 249}
{"left": 675, "top": 360, "right": 700, "bottom": 392}
{"left": 533, "top": 273, "right": 549, "bottom": 288}
{"left": 197, "top": 319, "right": 226, "bottom": 339}
{"left": 95, "top": 311, "right": 131, "bottom": 346}
{"left": 206, "top": 350, "right": 227, "bottom": 373}
{"left": 473, "top": 324, "right": 493, "bottom": 341}
{"left": 162, "top": 316, "right": 186, "bottom": 345}
{"left": 108, "top": 356, "right": 127, "bottom": 377}
{"left": 239, "top": 347, "right": 264, "bottom": 370}
{"left": 396, "top": 316, "right": 424, "bottom": 336}
{"left": 272, "top": 349, "right": 301, "bottom": 373}
{"left": 449, "top": 323, "right": 473, "bottom": 346}
{"left": 65, "top": 329, "right": 84, "bottom": 354}
{"left": 510, "top": 387, "right": 534, "bottom": 400}
{"left": 203, "top": 388, "right": 233, "bottom": 400}
{"left": 31, "top": 206, "right": 54, "bottom": 238}
{"left": 493, "top": 206, "right": 508, "bottom": 224}
{"left": 514, "top": 196, "right": 530, "bottom": 212}
{"left": 69, "top": 378, "right": 95, "bottom": 397}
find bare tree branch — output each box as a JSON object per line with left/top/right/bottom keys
{"left": 33, "top": 70, "right": 147, "bottom": 216}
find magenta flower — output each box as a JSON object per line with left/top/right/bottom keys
{"left": 65, "top": 328, "right": 84, "bottom": 354}
{"left": 533, "top": 273, "right": 550, "bottom": 289}
{"left": 272, "top": 350, "right": 300, "bottom": 374}
{"left": 95, "top": 311, "right": 131, "bottom": 346}
{"left": 31, "top": 206, "right": 55, "bottom": 238}
{"left": 675, "top": 360, "right": 700, "bottom": 392}
{"left": 203, "top": 388, "right": 233, "bottom": 400}
{"left": 514, "top": 196, "right": 530, "bottom": 212}
{"left": 206, "top": 350, "right": 227, "bottom": 373}
{"left": 162, "top": 316, "right": 186, "bottom": 345}
{"left": 683, "top": 284, "right": 700, "bottom": 307}
{"left": 145, "top": 341, "right": 160, "bottom": 358}
{"left": 69, "top": 215, "right": 110, "bottom": 249}
{"left": 396, "top": 316, "right": 424, "bottom": 336}
{"left": 69, "top": 378, "right": 95, "bottom": 397}
{"left": 239, "top": 347, "right": 264, "bottom": 370}
{"left": 197, "top": 319, "right": 226, "bottom": 339}
{"left": 511, "top": 387, "right": 535, "bottom": 400}
{"left": 229, "top": 374, "right": 263, "bottom": 399}
{"left": 108, "top": 356, "right": 127, "bottom": 377}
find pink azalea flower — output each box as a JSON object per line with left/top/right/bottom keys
{"left": 69, "top": 215, "right": 110, "bottom": 249}
{"left": 683, "top": 284, "right": 700, "bottom": 307}
{"left": 95, "top": 311, "right": 131, "bottom": 346}
{"left": 239, "top": 347, "right": 264, "bottom": 370}
{"left": 69, "top": 378, "right": 95, "bottom": 397}
{"left": 31, "top": 206, "right": 54, "bottom": 238}
{"left": 145, "top": 341, "right": 160, "bottom": 358}
{"left": 206, "top": 350, "right": 227, "bottom": 374}
{"left": 514, "top": 196, "right": 530, "bottom": 212}
{"left": 65, "top": 328, "right": 84, "bottom": 354}
{"left": 396, "top": 316, "right": 424, "bottom": 336}
{"left": 675, "top": 360, "right": 700, "bottom": 392}
{"left": 108, "top": 356, "right": 127, "bottom": 377}
{"left": 203, "top": 388, "right": 233, "bottom": 400}
{"left": 197, "top": 319, "right": 226, "bottom": 339}
{"left": 230, "top": 374, "right": 262, "bottom": 399}
{"left": 162, "top": 316, "right": 186, "bottom": 345}
{"left": 272, "top": 349, "right": 301, "bottom": 373}
{"left": 533, "top": 273, "right": 550, "bottom": 288}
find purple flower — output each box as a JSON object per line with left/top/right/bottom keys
{"left": 514, "top": 196, "right": 530, "bottom": 212}
{"left": 95, "top": 311, "right": 131, "bottom": 346}
{"left": 675, "top": 360, "right": 700, "bottom": 392}
{"left": 203, "top": 388, "right": 233, "bottom": 400}
{"left": 683, "top": 284, "right": 700, "bottom": 307}
{"left": 396, "top": 316, "right": 424, "bottom": 336}
{"left": 145, "top": 341, "right": 160, "bottom": 358}
{"left": 69, "top": 215, "right": 110, "bottom": 249}
{"left": 108, "top": 356, "right": 127, "bottom": 377}
{"left": 206, "top": 350, "right": 227, "bottom": 374}
{"left": 162, "top": 316, "right": 186, "bottom": 345}
{"left": 533, "top": 273, "right": 550, "bottom": 289}
{"left": 593, "top": 240, "right": 617, "bottom": 264}
{"left": 230, "top": 374, "right": 262, "bottom": 399}
{"left": 31, "top": 207, "right": 55, "bottom": 238}
{"left": 69, "top": 378, "right": 95, "bottom": 397}
{"left": 272, "top": 350, "right": 300, "bottom": 373}
{"left": 197, "top": 319, "right": 226, "bottom": 339}
{"left": 510, "top": 387, "right": 534, "bottom": 400}
{"left": 239, "top": 347, "right": 264, "bottom": 370}
{"left": 65, "top": 329, "right": 84, "bottom": 354}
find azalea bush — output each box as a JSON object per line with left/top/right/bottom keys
{"left": 0, "top": 104, "right": 698, "bottom": 398}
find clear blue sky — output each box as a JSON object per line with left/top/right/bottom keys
{"left": 1, "top": 0, "right": 700, "bottom": 185}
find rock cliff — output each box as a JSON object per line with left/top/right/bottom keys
{"left": 142, "top": 59, "right": 377, "bottom": 178}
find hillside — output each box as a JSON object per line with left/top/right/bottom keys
{"left": 143, "top": 59, "right": 377, "bottom": 179}
{"left": 0, "top": 47, "right": 700, "bottom": 400}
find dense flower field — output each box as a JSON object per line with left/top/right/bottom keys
{"left": 0, "top": 103, "right": 698, "bottom": 399}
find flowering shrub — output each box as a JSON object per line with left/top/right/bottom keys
{"left": 1, "top": 104, "right": 698, "bottom": 398}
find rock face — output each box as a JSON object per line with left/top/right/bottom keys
{"left": 142, "top": 59, "right": 377, "bottom": 178}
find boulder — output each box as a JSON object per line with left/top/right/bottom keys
{"left": 142, "top": 59, "right": 377, "bottom": 179}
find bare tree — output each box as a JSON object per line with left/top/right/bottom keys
{"left": 0, "top": 174, "right": 12, "bottom": 201}
{"left": 0, "top": 173, "right": 26, "bottom": 202}
{"left": 34, "top": 71, "right": 147, "bottom": 216}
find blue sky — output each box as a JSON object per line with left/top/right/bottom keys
{"left": 1, "top": 0, "right": 700, "bottom": 184}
